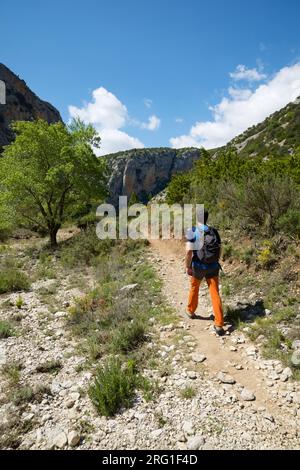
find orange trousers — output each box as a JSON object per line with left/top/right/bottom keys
{"left": 187, "top": 276, "right": 224, "bottom": 327}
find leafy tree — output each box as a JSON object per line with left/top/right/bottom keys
{"left": 0, "top": 119, "right": 107, "bottom": 246}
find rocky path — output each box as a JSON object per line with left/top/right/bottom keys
{"left": 0, "top": 236, "right": 300, "bottom": 450}
{"left": 146, "top": 238, "right": 300, "bottom": 448}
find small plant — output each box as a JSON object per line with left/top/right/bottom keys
{"left": 15, "top": 295, "right": 24, "bottom": 310}
{"left": 2, "top": 361, "right": 23, "bottom": 384}
{"left": 155, "top": 412, "right": 168, "bottom": 428}
{"left": 111, "top": 321, "right": 146, "bottom": 353}
{"left": 33, "top": 384, "right": 52, "bottom": 402}
{"left": 0, "top": 320, "right": 15, "bottom": 339}
{"left": 222, "top": 244, "right": 233, "bottom": 261}
{"left": 12, "top": 386, "right": 35, "bottom": 405}
{"left": 180, "top": 386, "right": 197, "bottom": 399}
{"left": 36, "top": 359, "right": 62, "bottom": 374}
{"left": 11, "top": 384, "right": 51, "bottom": 405}
{"left": 256, "top": 240, "right": 276, "bottom": 269}
{"left": 0, "top": 265, "right": 30, "bottom": 294}
{"left": 138, "top": 376, "right": 160, "bottom": 402}
{"left": 221, "top": 282, "right": 231, "bottom": 297}
{"left": 240, "top": 247, "right": 255, "bottom": 267}
{"left": 89, "top": 358, "right": 138, "bottom": 417}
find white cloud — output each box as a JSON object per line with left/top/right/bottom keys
{"left": 68, "top": 87, "right": 144, "bottom": 155}
{"left": 175, "top": 117, "right": 184, "bottom": 123}
{"left": 170, "top": 62, "right": 300, "bottom": 150}
{"left": 98, "top": 129, "right": 144, "bottom": 156}
{"left": 228, "top": 87, "right": 252, "bottom": 100}
{"left": 141, "top": 114, "right": 161, "bottom": 131}
{"left": 230, "top": 64, "right": 267, "bottom": 82}
{"left": 144, "top": 98, "right": 153, "bottom": 108}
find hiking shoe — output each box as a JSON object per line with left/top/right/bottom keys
{"left": 214, "top": 325, "right": 225, "bottom": 336}
{"left": 185, "top": 311, "right": 196, "bottom": 320}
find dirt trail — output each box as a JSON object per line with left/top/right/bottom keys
{"left": 148, "top": 239, "right": 290, "bottom": 418}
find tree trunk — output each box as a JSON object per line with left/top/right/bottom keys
{"left": 49, "top": 225, "right": 60, "bottom": 248}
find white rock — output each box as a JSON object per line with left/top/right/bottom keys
{"left": 292, "top": 340, "right": 300, "bottom": 350}
{"left": 237, "top": 335, "right": 246, "bottom": 344}
{"left": 54, "top": 311, "right": 67, "bottom": 318}
{"left": 187, "top": 436, "right": 205, "bottom": 450}
{"left": 151, "top": 429, "right": 163, "bottom": 439}
{"left": 246, "top": 347, "right": 258, "bottom": 356}
{"left": 292, "top": 392, "right": 300, "bottom": 404}
{"left": 52, "top": 431, "right": 67, "bottom": 449}
{"left": 217, "top": 372, "right": 236, "bottom": 384}
{"left": 191, "top": 353, "right": 206, "bottom": 363}
{"left": 120, "top": 284, "right": 138, "bottom": 292}
{"left": 68, "top": 431, "right": 81, "bottom": 447}
{"left": 187, "top": 371, "right": 197, "bottom": 380}
{"left": 282, "top": 367, "right": 293, "bottom": 378}
{"left": 182, "top": 421, "right": 195, "bottom": 435}
{"left": 241, "top": 389, "right": 256, "bottom": 401}
{"left": 291, "top": 351, "right": 300, "bottom": 367}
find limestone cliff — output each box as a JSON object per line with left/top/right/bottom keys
{"left": 0, "top": 63, "right": 62, "bottom": 150}
{"left": 105, "top": 147, "right": 202, "bottom": 204}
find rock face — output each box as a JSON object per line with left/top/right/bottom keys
{"left": 105, "top": 147, "right": 202, "bottom": 204}
{"left": 0, "top": 63, "right": 62, "bottom": 150}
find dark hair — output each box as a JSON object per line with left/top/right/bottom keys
{"left": 204, "top": 210, "right": 209, "bottom": 225}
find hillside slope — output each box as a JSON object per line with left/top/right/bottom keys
{"left": 217, "top": 96, "right": 300, "bottom": 158}
{"left": 0, "top": 64, "right": 62, "bottom": 150}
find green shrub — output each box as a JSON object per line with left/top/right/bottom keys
{"left": 222, "top": 282, "right": 231, "bottom": 297}
{"left": 111, "top": 321, "right": 146, "bottom": 353}
{"left": 2, "top": 361, "right": 23, "bottom": 384}
{"left": 222, "top": 244, "right": 234, "bottom": 261}
{"left": 0, "top": 320, "right": 15, "bottom": 339}
{"left": 240, "top": 247, "right": 255, "bottom": 267}
{"left": 89, "top": 358, "right": 137, "bottom": 416}
{"left": 276, "top": 209, "right": 300, "bottom": 238}
{"left": 256, "top": 240, "right": 277, "bottom": 269}
{"left": 180, "top": 386, "right": 196, "bottom": 399}
{"left": 60, "top": 228, "right": 115, "bottom": 267}
{"left": 0, "top": 266, "right": 30, "bottom": 294}
{"left": 12, "top": 386, "right": 35, "bottom": 405}
{"left": 15, "top": 296, "right": 24, "bottom": 309}
{"left": 36, "top": 359, "right": 62, "bottom": 374}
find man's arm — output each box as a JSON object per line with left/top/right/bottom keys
{"left": 185, "top": 250, "right": 193, "bottom": 276}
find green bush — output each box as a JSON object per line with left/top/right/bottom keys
{"left": 0, "top": 320, "right": 15, "bottom": 339}
{"left": 276, "top": 209, "right": 300, "bottom": 238}
{"left": 256, "top": 240, "right": 277, "bottom": 269}
{"left": 12, "top": 386, "right": 35, "bottom": 405}
{"left": 111, "top": 320, "right": 146, "bottom": 353}
{"left": 36, "top": 360, "right": 62, "bottom": 374}
{"left": 60, "top": 228, "right": 115, "bottom": 267}
{"left": 222, "top": 244, "right": 234, "bottom": 261}
{"left": 180, "top": 386, "right": 197, "bottom": 399}
{"left": 89, "top": 358, "right": 137, "bottom": 416}
{"left": 0, "top": 264, "right": 30, "bottom": 294}
{"left": 240, "top": 247, "right": 255, "bottom": 267}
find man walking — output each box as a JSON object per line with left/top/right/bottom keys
{"left": 185, "top": 210, "right": 225, "bottom": 336}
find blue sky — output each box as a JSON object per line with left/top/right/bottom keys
{"left": 1, "top": 0, "right": 300, "bottom": 154}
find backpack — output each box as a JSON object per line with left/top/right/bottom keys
{"left": 193, "top": 226, "right": 221, "bottom": 264}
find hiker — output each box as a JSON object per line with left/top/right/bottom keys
{"left": 185, "top": 209, "right": 225, "bottom": 336}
